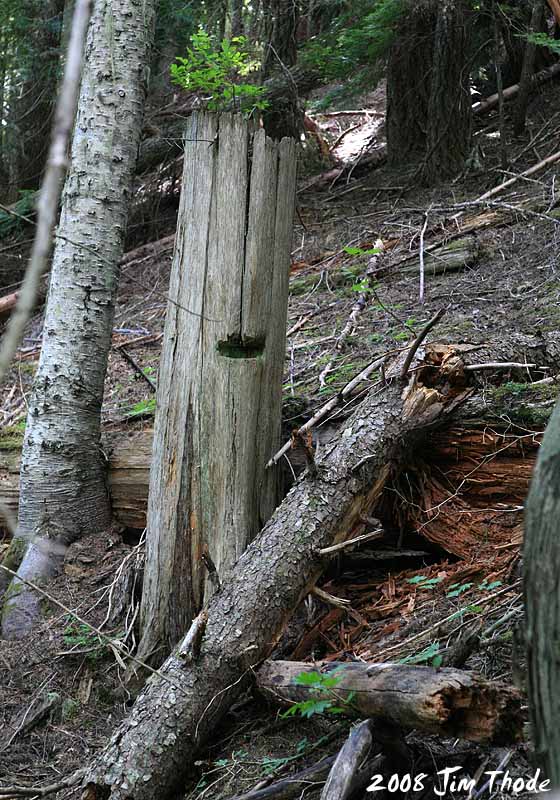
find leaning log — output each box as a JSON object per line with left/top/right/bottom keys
{"left": 256, "top": 661, "right": 522, "bottom": 744}
{"left": 80, "top": 338, "right": 559, "bottom": 799}
{"left": 80, "top": 344, "right": 472, "bottom": 800}
{"left": 81, "top": 356, "right": 444, "bottom": 797}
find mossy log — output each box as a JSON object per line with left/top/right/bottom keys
{"left": 399, "top": 236, "right": 479, "bottom": 277}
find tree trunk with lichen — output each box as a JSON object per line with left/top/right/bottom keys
{"left": 1, "top": 0, "right": 155, "bottom": 639}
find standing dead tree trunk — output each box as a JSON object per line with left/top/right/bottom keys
{"left": 525, "top": 398, "right": 560, "bottom": 785}
{"left": 1, "top": 0, "right": 155, "bottom": 639}
{"left": 134, "top": 113, "right": 296, "bottom": 669}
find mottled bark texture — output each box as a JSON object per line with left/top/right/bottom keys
{"left": 262, "top": 0, "right": 301, "bottom": 140}
{"left": 135, "top": 114, "right": 296, "bottom": 669}
{"left": 386, "top": 1, "right": 436, "bottom": 166}
{"left": 424, "top": 0, "right": 471, "bottom": 183}
{"left": 1, "top": 0, "right": 155, "bottom": 639}
{"left": 525, "top": 397, "right": 560, "bottom": 786}
{"left": 386, "top": 0, "right": 472, "bottom": 182}
{"left": 83, "top": 350, "right": 471, "bottom": 800}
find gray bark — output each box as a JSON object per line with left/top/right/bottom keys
{"left": 525, "top": 396, "right": 560, "bottom": 785}
{"left": 1, "top": 0, "right": 155, "bottom": 639}
{"left": 135, "top": 113, "right": 296, "bottom": 666}
{"left": 320, "top": 720, "right": 377, "bottom": 800}
{"left": 257, "top": 661, "right": 522, "bottom": 744}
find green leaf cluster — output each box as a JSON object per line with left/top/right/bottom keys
{"left": 170, "top": 32, "right": 269, "bottom": 115}
{"left": 281, "top": 668, "right": 355, "bottom": 719}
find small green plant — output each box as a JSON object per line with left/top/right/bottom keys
{"left": 343, "top": 246, "right": 380, "bottom": 257}
{"left": 63, "top": 620, "right": 100, "bottom": 650}
{"left": 407, "top": 574, "right": 444, "bottom": 590}
{"left": 170, "top": 31, "right": 268, "bottom": 115}
{"left": 479, "top": 579, "right": 502, "bottom": 592}
{"left": 124, "top": 397, "right": 156, "bottom": 418}
{"left": 400, "top": 641, "right": 442, "bottom": 668}
{"left": 281, "top": 669, "right": 355, "bottom": 719}
{"left": 447, "top": 582, "right": 473, "bottom": 599}
{"left": 526, "top": 32, "right": 560, "bottom": 56}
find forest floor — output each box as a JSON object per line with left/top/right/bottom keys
{"left": 1, "top": 77, "right": 560, "bottom": 800}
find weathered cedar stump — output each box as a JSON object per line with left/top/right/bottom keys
{"left": 136, "top": 112, "right": 297, "bottom": 663}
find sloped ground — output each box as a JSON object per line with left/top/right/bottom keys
{"left": 0, "top": 80, "right": 559, "bottom": 799}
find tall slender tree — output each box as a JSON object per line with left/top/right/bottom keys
{"left": 1, "top": 0, "right": 156, "bottom": 638}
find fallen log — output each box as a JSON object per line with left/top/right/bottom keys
{"left": 81, "top": 336, "right": 556, "bottom": 800}
{"left": 0, "top": 430, "right": 152, "bottom": 531}
{"left": 399, "top": 236, "right": 479, "bottom": 277}
{"left": 256, "top": 661, "right": 522, "bottom": 744}
{"left": 472, "top": 62, "right": 560, "bottom": 116}
{"left": 0, "top": 284, "right": 47, "bottom": 323}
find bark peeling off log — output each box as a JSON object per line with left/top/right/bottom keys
{"left": 257, "top": 661, "right": 522, "bottom": 745}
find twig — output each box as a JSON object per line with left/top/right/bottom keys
{"left": 464, "top": 361, "right": 538, "bottom": 371}
{"left": 368, "top": 580, "right": 521, "bottom": 665}
{"left": 266, "top": 354, "right": 387, "bottom": 467}
{"left": 319, "top": 240, "right": 384, "bottom": 387}
{"left": 476, "top": 149, "right": 560, "bottom": 203}
{"left": 400, "top": 308, "right": 445, "bottom": 379}
{"left": 0, "top": 562, "right": 188, "bottom": 696}
{"left": 0, "top": 0, "right": 93, "bottom": 386}
{"left": 312, "top": 587, "right": 351, "bottom": 608}
{"left": 319, "top": 528, "right": 384, "bottom": 556}
{"left": 116, "top": 346, "right": 157, "bottom": 390}
{"left": 0, "top": 769, "right": 86, "bottom": 799}
{"left": 418, "top": 212, "right": 429, "bottom": 304}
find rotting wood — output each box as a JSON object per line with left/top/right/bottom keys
{"left": 399, "top": 236, "right": 479, "bottom": 277}
{"left": 0, "top": 431, "right": 152, "bottom": 531}
{"left": 80, "top": 338, "right": 553, "bottom": 800}
{"left": 256, "top": 661, "right": 522, "bottom": 744}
